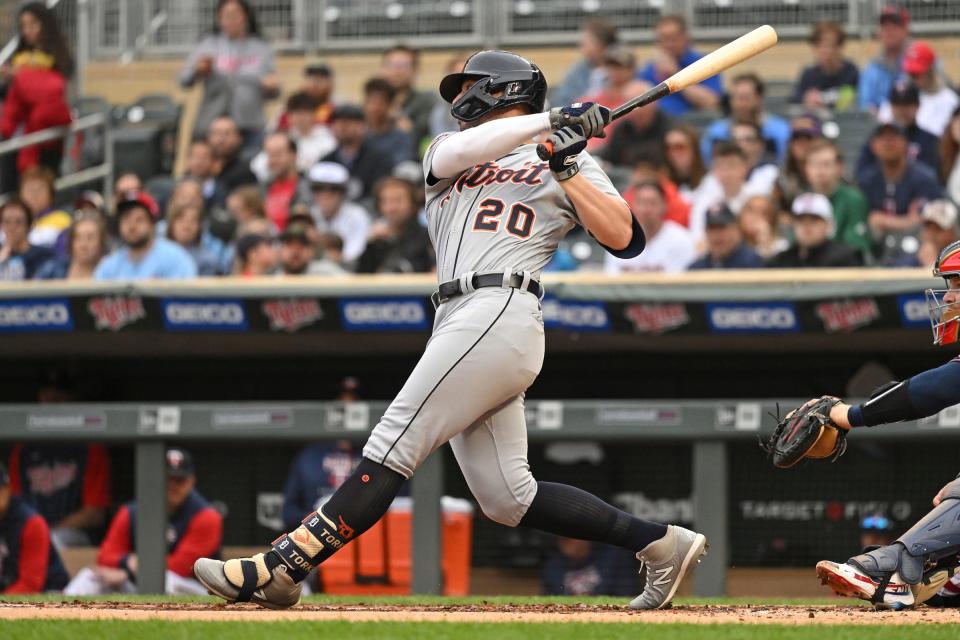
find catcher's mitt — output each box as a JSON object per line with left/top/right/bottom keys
{"left": 762, "top": 396, "right": 847, "bottom": 469}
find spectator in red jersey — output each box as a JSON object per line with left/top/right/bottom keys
{"left": 260, "top": 131, "right": 311, "bottom": 230}
{"left": 621, "top": 152, "right": 690, "bottom": 229}
{"left": 0, "top": 462, "right": 69, "bottom": 594}
{"left": 580, "top": 45, "right": 648, "bottom": 152}
{"left": 0, "top": 2, "right": 72, "bottom": 184}
{"left": 65, "top": 449, "right": 222, "bottom": 595}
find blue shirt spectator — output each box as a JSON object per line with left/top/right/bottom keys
{"left": 700, "top": 74, "right": 790, "bottom": 166}
{"left": 858, "top": 6, "right": 911, "bottom": 111}
{"left": 542, "top": 538, "right": 638, "bottom": 596}
{"left": 95, "top": 237, "right": 197, "bottom": 281}
{"left": 688, "top": 204, "right": 765, "bottom": 269}
{"left": 858, "top": 124, "right": 942, "bottom": 218}
{"left": 94, "top": 192, "right": 197, "bottom": 281}
{"left": 637, "top": 15, "right": 721, "bottom": 116}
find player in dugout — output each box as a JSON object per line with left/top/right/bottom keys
{"left": 65, "top": 449, "right": 222, "bottom": 595}
{"left": 767, "top": 240, "right": 960, "bottom": 609}
{"left": 0, "top": 461, "right": 69, "bottom": 594}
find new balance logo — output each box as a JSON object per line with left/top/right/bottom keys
{"left": 651, "top": 566, "right": 674, "bottom": 586}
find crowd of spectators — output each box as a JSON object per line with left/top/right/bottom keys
{"left": 0, "top": 1, "right": 958, "bottom": 282}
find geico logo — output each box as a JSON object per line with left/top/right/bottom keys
{"left": 344, "top": 302, "right": 423, "bottom": 324}
{"left": 903, "top": 299, "right": 928, "bottom": 322}
{"left": 166, "top": 303, "right": 244, "bottom": 324}
{"left": 712, "top": 307, "right": 795, "bottom": 329}
{"left": 0, "top": 304, "right": 69, "bottom": 326}
{"left": 543, "top": 301, "right": 606, "bottom": 327}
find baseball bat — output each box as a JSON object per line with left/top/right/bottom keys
{"left": 536, "top": 25, "right": 779, "bottom": 161}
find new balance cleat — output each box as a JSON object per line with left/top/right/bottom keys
{"left": 629, "top": 525, "right": 708, "bottom": 610}
{"left": 816, "top": 560, "right": 914, "bottom": 610}
{"left": 194, "top": 553, "right": 302, "bottom": 610}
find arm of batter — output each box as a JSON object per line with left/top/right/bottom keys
{"left": 429, "top": 113, "right": 552, "bottom": 179}
{"left": 559, "top": 173, "right": 636, "bottom": 252}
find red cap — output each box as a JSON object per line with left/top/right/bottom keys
{"left": 114, "top": 190, "right": 160, "bottom": 221}
{"left": 903, "top": 42, "right": 935, "bottom": 75}
{"left": 879, "top": 6, "right": 909, "bottom": 27}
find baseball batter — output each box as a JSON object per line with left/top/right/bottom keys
{"left": 195, "top": 50, "right": 707, "bottom": 610}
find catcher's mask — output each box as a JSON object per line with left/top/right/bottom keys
{"left": 926, "top": 239, "right": 960, "bottom": 346}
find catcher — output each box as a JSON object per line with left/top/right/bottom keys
{"left": 765, "top": 240, "right": 960, "bottom": 609}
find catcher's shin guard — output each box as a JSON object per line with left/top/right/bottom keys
{"left": 849, "top": 478, "right": 960, "bottom": 591}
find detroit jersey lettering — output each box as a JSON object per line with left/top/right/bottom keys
{"left": 423, "top": 133, "right": 621, "bottom": 281}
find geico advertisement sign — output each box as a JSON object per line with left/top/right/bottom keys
{"left": 707, "top": 303, "right": 799, "bottom": 333}
{"left": 161, "top": 299, "right": 248, "bottom": 331}
{"left": 339, "top": 298, "right": 428, "bottom": 331}
{"left": 0, "top": 298, "right": 73, "bottom": 332}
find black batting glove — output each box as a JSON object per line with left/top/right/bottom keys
{"left": 546, "top": 126, "right": 587, "bottom": 181}
{"left": 548, "top": 102, "right": 610, "bottom": 139}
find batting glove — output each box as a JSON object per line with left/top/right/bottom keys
{"left": 545, "top": 126, "right": 587, "bottom": 181}
{"left": 548, "top": 102, "right": 610, "bottom": 139}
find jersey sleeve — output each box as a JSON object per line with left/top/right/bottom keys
{"left": 166, "top": 508, "right": 223, "bottom": 577}
{"left": 97, "top": 506, "right": 133, "bottom": 568}
{"left": 423, "top": 133, "right": 457, "bottom": 193}
{"left": 3, "top": 515, "right": 50, "bottom": 594}
{"left": 82, "top": 445, "right": 111, "bottom": 509}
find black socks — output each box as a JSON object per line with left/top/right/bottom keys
{"left": 271, "top": 457, "right": 405, "bottom": 581}
{"left": 518, "top": 481, "right": 668, "bottom": 552}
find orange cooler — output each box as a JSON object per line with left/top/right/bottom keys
{"left": 320, "top": 496, "right": 474, "bottom": 595}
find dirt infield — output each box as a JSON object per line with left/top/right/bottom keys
{"left": 1, "top": 601, "right": 957, "bottom": 625}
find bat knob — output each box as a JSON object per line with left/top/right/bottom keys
{"left": 536, "top": 141, "right": 553, "bottom": 161}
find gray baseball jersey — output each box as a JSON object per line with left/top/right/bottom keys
{"left": 422, "top": 134, "right": 620, "bottom": 281}
{"left": 363, "top": 131, "right": 624, "bottom": 526}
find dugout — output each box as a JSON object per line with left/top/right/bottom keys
{"left": 1, "top": 269, "right": 957, "bottom": 597}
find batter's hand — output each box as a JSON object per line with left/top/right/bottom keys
{"left": 545, "top": 126, "right": 587, "bottom": 181}
{"left": 548, "top": 102, "right": 610, "bottom": 139}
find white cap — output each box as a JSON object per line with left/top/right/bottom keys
{"left": 308, "top": 161, "right": 350, "bottom": 187}
{"left": 791, "top": 192, "right": 833, "bottom": 222}
{"left": 921, "top": 199, "right": 959, "bottom": 230}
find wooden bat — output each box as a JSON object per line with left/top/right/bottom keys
{"left": 537, "top": 25, "right": 779, "bottom": 160}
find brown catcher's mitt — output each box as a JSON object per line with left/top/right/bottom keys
{"left": 762, "top": 396, "right": 847, "bottom": 468}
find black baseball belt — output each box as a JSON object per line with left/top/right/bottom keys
{"left": 431, "top": 271, "right": 543, "bottom": 308}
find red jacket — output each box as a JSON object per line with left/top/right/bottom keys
{"left": 1, "top": 52, "right": 72, "bottom": 173}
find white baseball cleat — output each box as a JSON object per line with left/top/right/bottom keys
{"left": 816, "top": 560, "right": 914, "bottom": 610}
{"left": 194, "top": 554, "right": 302, "bottom": 610}
{"left": 629, "top": 525, "right": 708, "bottom": 610}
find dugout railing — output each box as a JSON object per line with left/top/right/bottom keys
{"left": 1, "top": 400, "right": 957, "bottom": 596}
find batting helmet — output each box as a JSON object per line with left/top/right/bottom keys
{"left": 439, "top": 50, "right": 547, "bottom": 122}
{"left": 926, "top": 239, "right": 960, "bottom": 346}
